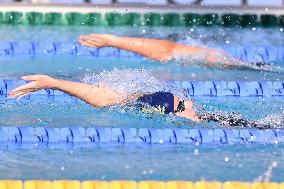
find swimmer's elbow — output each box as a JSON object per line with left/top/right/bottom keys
{"left": 89, "top": 100, "right": 112, "bottom": 108}
{"left": 88, "top": 96, "right": 122, "bottom": 108}
{"left": 158, "top": 55, "right": 172, "bottom": 63}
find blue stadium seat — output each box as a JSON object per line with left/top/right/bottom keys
{"left": 0, "top": 80, "right": 6, "bottom": 96}
{"left": 236, "top": 81, "right": 250, "bottom": 96}
{"left": 258, "top": 81, "right": 272, "bottom": 96}
{"left": 172, "top": 128, "right": 190, "bottom": 143}
{"left": 204, "top": 81, "right": 228, "bottom": 96}
{"left": 240, "top": 129, "right": 264, "bottom": 143}
{"left": 213, "top": 129, "right": 228, "bottom": 144}
{"left": 266, "top": 46, "right": 279, "bottom": 62}
{"left": 181, "top": 81, "right": 194, "bottom": 96}
{"left": 2, "top": 42, "right": 16, "bottom": 55}
{"left": 18, "top": 127, "right": 39, "bottom": 143}
{"left": 163, "top": 129, "right": 175, "bottom": 143}
{"left": 198, "top": 129, "right": 214, "bottom": 144}
{"left": 274, "top": 129, "right": 284, "bottom": 143}
{"left": 223, "top": 129, "right": 242, "bottom": 143}
{"left": 121, "top": 128, "right": 137, "bottom": 143}
{"left": 239, "top": 129, "right": 251, "bottom": 142}
{"left": 271, "top": 82, "right": 284, "bottom": 96}
{"left": 43, "top": 42, "right": 61, "bottom": 55}
{"left": 189, "top": 81, "right": 205, "bottom": 96}
{"left": 263, "top": 129, "right": 277, "bottom": 143}
{"left": 26, "top": 42, "right": 38, "bottom": 56}
{"left": 111, "top": 128, "right": 125, "bottom": 143}
{"left": 8, "top": 127, "right": 21, "bottom": 143}
{"left": 68, "top": 127, "right": 89, "bottom": 143}
{"left": 58, "top": 128, "right": 72, "bottom": 143}
{"left": 98, "top": 47, "right": 120, "bottom": 57}
{"left": 163, "top": 128, "right": 190, "bottom": 144}
{"left": 44, "top": 127, "right": 60, "bottom": 143}
{"left": 244, "top": 47, "right": 269, "bottom": 63}
{"left": 120, "top": 50, "right": 138, "bottom": 58}
{"left": 34, "top": 127, "right": 47, "bottom": 143}
{"left": 29, "top": 89, "right": 51, "bottom": 100}
{"left": 277, "top": 46, "right": 284, "bottom": 61}
{"left": 245, "top": 81, "right": 264, "bottom": 96}
{"left": 204, "top": 81, "right": 217, "bottom": 96}
{"left": 188, "top": 129, "right": 202, "bottom": 144}
{"left": 97, "top": 128, "right": 112, "bottom": 143}
{"left": 224, "top": 46, "right": 247, "bottom": 61}
{"left": 111, "top": 128, "right": 136, "bottom": 143}
{"left": 49, "top": 89, "right": 77, "bottom": 102}
{"left": 227, "top": 81, "right": 272, "bottom": 97}
{"left": 227, "top": 81, "right": 241, "bottom": 96}
{"left": 86, "top": 128, "right": 111, "bottom": 143}
{"left": 0, "top": 127, "right": 9, "bottom": 142}
{"left": 138, "top": 128, "right": 163, "bottom": 143}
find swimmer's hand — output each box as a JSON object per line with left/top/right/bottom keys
{"left": 8, "top": 75, "right": 56, "bottom": 100}
{"left": 78, "top": 34, "right": 117, "bottom": 48}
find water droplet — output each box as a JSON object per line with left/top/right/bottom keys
{"left": 225, "top": 156, "right": 229, "bottom": 162}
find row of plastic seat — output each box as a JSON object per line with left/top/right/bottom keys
{"left": 0, "top": 11, "right": 284, "bottom": 27}
{"left": 0, "top": 180, "right": 282, "bottom": 189}
{"left": 1, "top": 80, "right": 283, "bottom": 99}
{"left": 1, "top": 42, "right": 284, "bottom": 62}
{"left": 177, "top": 80, "right": 284, "bottom": 97}
{"left": 0, "top": 126, "right": 283, "bottom": 146}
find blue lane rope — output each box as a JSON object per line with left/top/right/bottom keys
{"left": 0, "top": 42, "right": 284, "bottom": 62}
{"left": 0, "top": 126, "right": 282, "bottom": 147}
{"left": 0, "top": 80, "right": 283, "bottom": 99}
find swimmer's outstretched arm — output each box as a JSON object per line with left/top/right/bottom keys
{"left": 79, "top": 34, "right": 225, "bottom": 63}
{"left": 8, "top": 75, "right": 124, "bottom": 108}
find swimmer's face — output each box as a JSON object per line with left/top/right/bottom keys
{"left": 173, "top": 96, "right": 193, "bottom": 110}
{"left": 173, "top": 96, "right": 200, "bottom": 122}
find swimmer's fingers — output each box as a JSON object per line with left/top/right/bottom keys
{"left": 9, "top": 82, "right": 39, "bottom": 97}
{"left": 83, "top": 36, "right": 104, "bottom": 44}
{"left": 9, "top": 88, "right": 39, "bottom": 99}
{"left": 79, "top": 39, "right": 104, "bottom": 48}
{"left": 11, "top": 90, "right": 33, "bottom": 100}
{"left": 78, "top": 39, "right": 97, "bottom": 48}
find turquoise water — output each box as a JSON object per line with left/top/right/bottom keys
{"left": 0, "top": 144, "right": 283, "bottom": 182}
{"left": 0, "top": 25, "right": 284, "bottom": 181}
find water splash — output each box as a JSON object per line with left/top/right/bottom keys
{"left": 256, "top": 112, "right": 284, "bottom": 128}
{"left": 199, "top": 111, "right": 284, "bottom": 129}
{"left": 82, "top": 68, "right": 190, "bottom": 100}
{"left": 171, "top": 34, "right": 283, "bottom": 72}
{"left": 173, "top": 49, "right": 282, "bottom": 72}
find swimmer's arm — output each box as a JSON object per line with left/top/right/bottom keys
{"left": 79, "top": 34, "right": 247, "bottom": 66}
{"left": 8, "top": 75, "right": 123, "bottom": 108}
{"left": 79, "top": 34, "right": 207, "bottom": 62}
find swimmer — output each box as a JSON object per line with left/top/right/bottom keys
{"left": 8, "top": 75, "right": 282, "bottom": 129}
{"left": 78, "top": 34, "right": 272, "bottom": 70}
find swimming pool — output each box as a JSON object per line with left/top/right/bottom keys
{"left": 0, "top": 16, "right": 284, "bottom": 183}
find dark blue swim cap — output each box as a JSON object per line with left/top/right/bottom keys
{"left": 137, "top": 92, "right": 174, "bottom": 114}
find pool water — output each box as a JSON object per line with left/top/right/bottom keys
{"left": 0, "top": 25, "right": 284, "bottom": 181}
{"left": 0, "top": 144, "right": 283, "bottom": 182}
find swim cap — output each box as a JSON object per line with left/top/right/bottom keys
{"left": 136, "top": 92, "right": 174, "bottom": 114}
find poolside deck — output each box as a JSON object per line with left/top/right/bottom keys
{"left": 0, "top": 3, "right": 283, "bottom": 15}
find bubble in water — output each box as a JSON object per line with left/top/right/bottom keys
{"left": 224, "top": 156, "right": 229, "bottom": 162}
{"left": 194, "top": 149, "right": 199, "bottom": 155}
